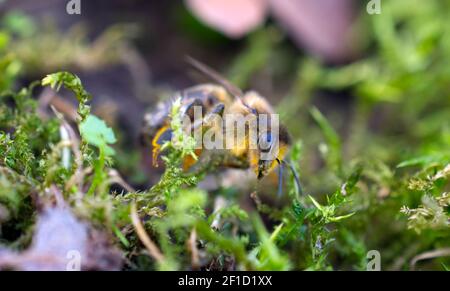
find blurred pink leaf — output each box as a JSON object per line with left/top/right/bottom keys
{"left": 269, "top": 0, "right": 359, "bottom": 62}
{"left": 185, "top": 0, "right": 269, "bottom": 38}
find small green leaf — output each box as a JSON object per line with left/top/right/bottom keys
{"left": 270, "top": 223, "right": 284, "bottom": 242}
{"left": 310, "top": 107, "right": 341, "bottom": 153}
{"left": 310, "top": 107, "right": 342, "bottom": 174}
{"left": 328, "top": 212, "right": 355, "bottom": 222}
{"left": 309, "top": 195, "right": 324, "bottom": 212}
{"left": 397, "top": 155, "right": 437, "bottom": 168}
{"left": 112, "top": 224, "right": 130, "bottom": 248}
{"left": 80, "top": 115, "right": 117, "bottom": 156}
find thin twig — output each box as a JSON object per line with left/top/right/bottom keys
{"left": 50, "top": 106, "right": 84, "bottom": 194}
{"left": 410, "top": 248, "right": 450, "bottom": 270}
{"left": 388, "top": 243, "right": 420, "bottom": 271}
{"left": 130, "top": 203, "right": 165, "bottom": 264}
{"left": 65, "top": 167, "right": 92, "bottom": 194}
{"left": 39, "top": 89, "right": 79, "bottom": 122}
{"left": 59, "top": 125, "right": 71, "bottom": 169}
{"left": 108, "top": 169, "right": 136, "bottom": 193}
{"left": 49, "top": 185, "right": 66, "bottom": 209}
{"left": 188, "top": 228, "right": 200, "bottom": 270}
{"left": 211, "top": 196, "right": 227, "bottom": 230}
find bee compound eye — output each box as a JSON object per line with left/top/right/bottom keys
{"left": 266, "top": 132, "right": 272, "bottom": 143}
{"left": 258, "top": 132, "right": 272, "bottom": 152}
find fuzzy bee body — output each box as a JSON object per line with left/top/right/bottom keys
{"left": 142, "top": 84, "right": 233, "bottom": 167}
{"left": 141, "top": 85, "right": 291, "bottom": 180}
{"left": 141, "top": 58, "right": 297, "bottom": 189}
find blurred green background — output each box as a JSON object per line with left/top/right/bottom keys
{"left": 0, "top": 0, "right": 449, "bottom": 271}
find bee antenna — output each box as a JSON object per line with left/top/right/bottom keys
{"left": 276, "top": 158, "right": 283, "bottom": 197}
{"left": 280, "top": 159, "right": 304, "bottom": 196}
{"left": 185, "top": 56, "right": 244, "bottom": 99}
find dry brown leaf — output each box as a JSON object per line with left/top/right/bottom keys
{"left": 269, "top": 0, "right": 359, "bottom": 62}
{"left": 185, "top": 0, "right": 268, "bottom": 38}
{"left": 0, "top": 202, "right": 122, "bottom": 271}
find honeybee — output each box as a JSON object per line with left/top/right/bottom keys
{"left": 141, "top": 57, "right": 301, "bottom": 194}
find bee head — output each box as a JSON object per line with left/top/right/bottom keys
{"left": 253, "top": 126, "right": 291, "bottom": 179}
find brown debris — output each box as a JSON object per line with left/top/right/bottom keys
{"left": 0, "top": 189, "right": 123, "bottom": 271}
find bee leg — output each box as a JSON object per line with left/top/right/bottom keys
{"left": 191, "top": 103, "right": 225, "bottom": 131}
{"left": 221, "top": 153, "right": 249, "bottom": 169}
{"left": 203, "top": 103, "right": 225, "bottom": 123}
{"left": 209, "top": 103, "right": 225, "bottom": 116}
{"left": 182, "top": 98, "right": 205, "bottom": 121}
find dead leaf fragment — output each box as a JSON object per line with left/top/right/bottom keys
{"left": 0, "top": 204, "right": 123, "bottom": 271}
{"left": 269, "top": 0, "right": 359, "bottom": 62}
{"left": 185, "top": 0, "right": 268, "bottom": 38}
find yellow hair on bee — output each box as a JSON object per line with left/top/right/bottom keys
{"left": 151, "top": 124, "right": 170, "bottom": 167}
{"left": 183, "top": 149, "right": 203, "bottom": 170}
{"left": 242, "top": 91, "right": 275, "bottom": 115}
{"left": 248, "top": 143, "right": 289, "bottom": 176}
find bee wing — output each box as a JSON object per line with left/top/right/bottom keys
{"left": 185, "top": 56, "right": 244, "bottom": 99}
{"left": 185, "top": 56, "right": 263, "bottom": 118}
